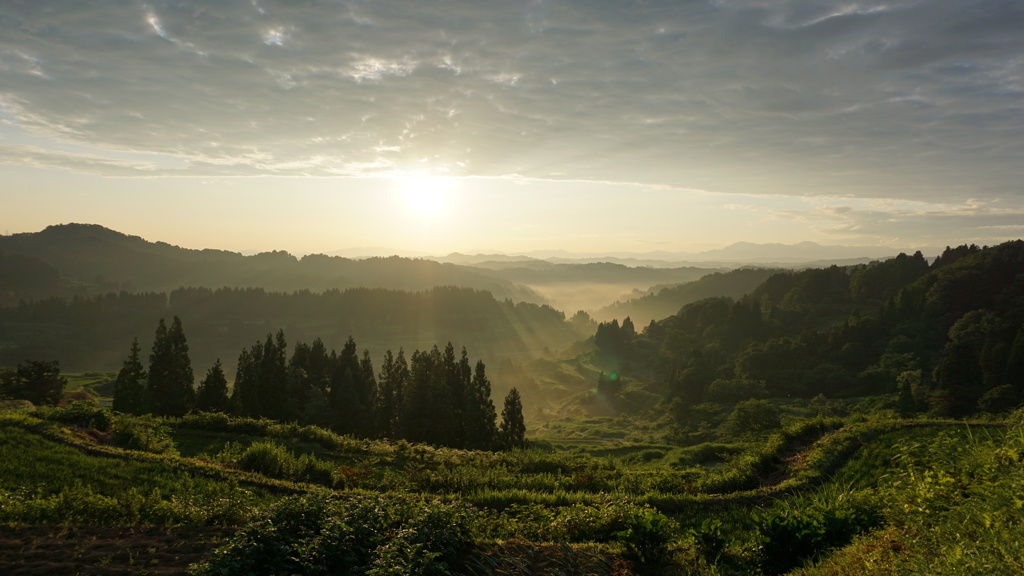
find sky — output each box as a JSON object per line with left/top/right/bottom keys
{"left": 1, "top": 0, "right": 1023, "bottom": 257}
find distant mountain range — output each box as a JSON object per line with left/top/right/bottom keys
{"left": 423, "top": 242, "right": 935, "bottom": 268}
{"left": 1, "top": 224, "right": 934, "bottom": 317}
{"left": 0, "top": 224, "right": 540, "bottom": 305}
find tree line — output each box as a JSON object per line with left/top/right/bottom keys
{"left": 0, "top": 285, "right": 583, "bottom": 372}
{"left": 112, "top": 317, "right": 526, "bottom": 450}
{"left": 595, "top": 241, "right": 1024, "bottom": 422}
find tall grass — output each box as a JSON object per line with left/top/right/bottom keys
{"left": 795, "top": 421, "right": 1024, "bottom": 575}
{"left": 0, "top": 422, "right": 272, "bottom": 525}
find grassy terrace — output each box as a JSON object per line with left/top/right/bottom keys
{"left": 1, "top": 402, "right": 1021, "bottom": 574}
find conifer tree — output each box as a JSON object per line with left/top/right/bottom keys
{"left": 232, "top": 331, "right": 289, "bottom": 419}
{"left": 287, "top": 341, "right": 312, "bottom": 422}
{"left": 385, "top": 349, "right": 409, "bottom": 438}
{"left": 261, "top": 330, "right": 289, "bottom": 420}
{"left": 464, "top": 359, "right": 498, "bottom": 450}
{"left": 401, "top": 346, "right": 455, "bottom": 445}
{"left": 196, "top": 359, "right": 230, "bottom": 413}
{"left": 443, "top": 343, "right": 467, "bottom": 446}
{"left": 232, "top": 347, "right": 258, "bottom": 415}
{"left": 621, "top": 316, "right": 636, "bottom": 339}
{"left": 148, "top": 316, "right": 195, "bottom": 416}
{"left": 374, "top": 349, "right": 399, "bottom": 438}
{"left": 113, "top": 338, "right": 147, "bottom": 414}
{"left": 307, "top": 338, "right": 332, "bottom": 391}
{"left": 499, "top": 387, "right": 526, "bottom": 449}
{"left": 330, "top": 337, "right": 368, "bottom": 435}
{"left": 359, "top": 349, "right": 377, "bottom": 433}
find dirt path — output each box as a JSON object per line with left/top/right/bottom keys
{"left": 0, "top": 526, "right": 234, "bottom": 576}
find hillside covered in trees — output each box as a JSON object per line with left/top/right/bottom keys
{"left": 596, "top": 267, "right": 781, "bottom": 325}
{"left": 2, "top": 240, "right": 1024, "bottom": 575}
{"left": 585, "top": 242, "right": 1024, "bottom": 424}
{"left": 0, "top": 285, "right": 586, "bottom": 373}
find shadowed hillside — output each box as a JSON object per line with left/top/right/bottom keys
{"left": 0, "top": 224, "right": 542, "bottom": 303}
{"left": 596, "top": 267, "right": 782, "bottom": 325}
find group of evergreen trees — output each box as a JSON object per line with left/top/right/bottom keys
{"left": 112, "top": 317, "right": 196, "bottom": 417}
{"left": 112, "top": 317, "right": 526, "bottom": 450}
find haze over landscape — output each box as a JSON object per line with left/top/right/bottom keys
{"left": 3, "top": 0, "right": 1023, "bottom": 256}
{"left": 4, "top": 2, "right": 1024, "bottom": 575}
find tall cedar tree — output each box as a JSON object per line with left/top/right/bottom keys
{"left": 375, "top": 349, "right": 407, "bottom": 439}
{"left": 147, "top": 317, "right": 195, "bottom": 416}
{"left": 232, "top": 331, "right": 288, "bottom": 420}
{"left": 232, "top": 347, "right": 257, "bottom": 416}
{"left": 499, "top": 387, "right": 526, "bottom": 449}
{"left": 286, "top": 341, "right": 312, "bottom": 421}
{"left": 444, "top": 343, "right": 467, "bottom": 447}
{"left": 464, "top": 359, "right": 498, "bottom": 449}
{"left": 113, "top": 338, "right": 147, "bottom": 414}
{"left": 294, "top": 337, "right": 333, "bottom": 427}
{"left": 402, "top": 346, "right": 456, "bottom": 446}
{"left": 330, "top": 337, "right": 369, "bottom": 436}
{"left": 196, "top": 359, "right": 230, "bottom": 413}
{"left": 359, "top": 350, "right": 377, "bottom": 431}
{"left": 262, "top": 331, "right": 290, "bottom": 421}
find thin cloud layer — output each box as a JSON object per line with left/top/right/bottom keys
{"left": 1, "top": 0, "right": 1023, "bottom": 203}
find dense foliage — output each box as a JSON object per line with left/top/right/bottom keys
{"left": 107, "top": 320, "right": 519, "bottom": 451}
{"left": 593, "top": 242, "right": 1024, "bottom": 424}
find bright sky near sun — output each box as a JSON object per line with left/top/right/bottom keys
{"left": 1, "top": 0, "right": 1023, "bottom": 256}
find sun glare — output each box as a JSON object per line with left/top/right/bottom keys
{"left": 398, "top": 176, "right": 456, "bottom": 221}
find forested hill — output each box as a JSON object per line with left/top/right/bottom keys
{"left": 0, "top": 224, "right": 540, "bottom": 305}
{"left": 595, "top": 267, "right": 781, "bottom": 325}
{"left": 595, "top": 241, "right": 1024, "bottom": 418}
{"left": 0, "top": 286, "right": 585, "bottom": 373}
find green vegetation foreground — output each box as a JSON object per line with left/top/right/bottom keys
{"left": 2, "top": 403, "right": 1023, "bottom": 574}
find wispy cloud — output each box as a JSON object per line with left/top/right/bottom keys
{"left": 0, "top": 0, "right": 1020, "bottom": 206}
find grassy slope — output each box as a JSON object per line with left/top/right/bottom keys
{"left": 1, "top": 404, "right": 1022, "bottom": 574}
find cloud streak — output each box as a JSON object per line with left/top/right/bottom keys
{"left": 0, "top": 0, "right": 1021, "bottom": 205}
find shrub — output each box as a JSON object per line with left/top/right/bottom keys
{"left": 295, "top": 453, "right": 335, "bottom": 486}
{"left": 705, "top": 378, "right": 768, "bottom": 404}
{"left": 236, "top": 441, "right": 295, "bottom": 478}
{"left": 36, "top": 402, "right": 112, "bottom": 431}
{"left": 191, "top": 494, "right": 476, "bottom": 576}
{"left": 721, "top": 399, "right": 781, "bottom": 438}
{"left": 978, "top": 384, "right": 1019, "bottom": 414}
{"left": 615, "top": 507, "right": 675, "bottom": 567}
{"left": 754, "top": 496, "right": 880, "bottom": 575}
{"left": 636, "top": 449, "right": 666, "bottom": 463}
{"left": 688, "top": 518, "right": 727, "bottom": 563}
{"left": 111, "top": 414, "right": 178, "bottom": 455}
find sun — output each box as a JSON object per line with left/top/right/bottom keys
{"left": 398, "top": 176, "right": 455, "bottom": 221}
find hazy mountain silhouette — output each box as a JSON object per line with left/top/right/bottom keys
{"left": 686, "top": 241, "right": 901, "bottom": 263}
{"left": 425, "top": 242, "right": 918, "bottom": 269}
{"left": 0, "top": 224, "right": 541, "bottom": 302}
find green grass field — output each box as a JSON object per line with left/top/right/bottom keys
{"left": 1, "top": 400, "right": 1022, "bottom": 574}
